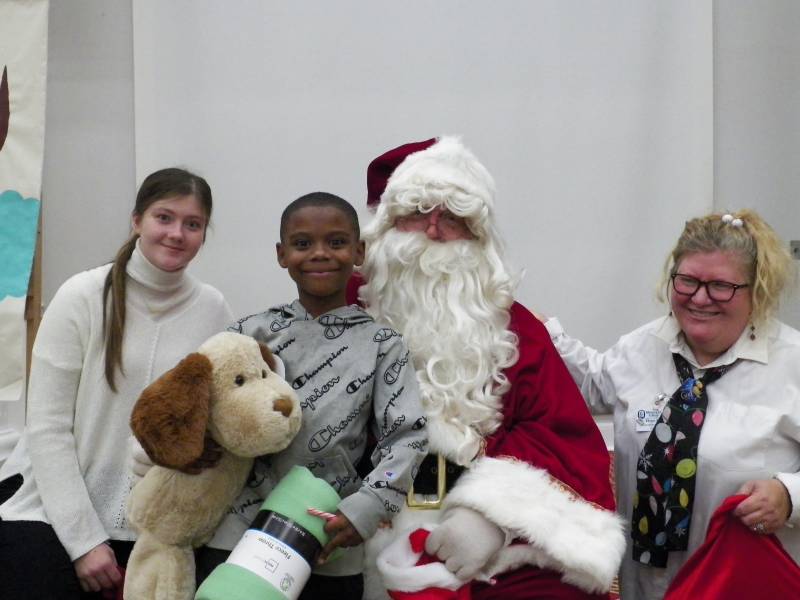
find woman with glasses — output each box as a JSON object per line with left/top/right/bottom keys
{"left": 539, "top": 209, "right": 798, "bottom": 599}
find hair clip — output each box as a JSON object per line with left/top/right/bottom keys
{"left": 722, "top": 213, "right": 744, "bottom": 228}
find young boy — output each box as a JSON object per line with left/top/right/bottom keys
{"left": 228, "top": 192, "right": 428, "bottom": 599}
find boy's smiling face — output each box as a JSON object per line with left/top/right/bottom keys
{"left": 277, "top": 205, "right": 365, "bottom": 317}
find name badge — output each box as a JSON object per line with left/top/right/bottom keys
{"left": 635, "top": 409, "right": 661, "bottom": 432}
{"left": 635, "top": 393, "right": 670, "bottom": 432}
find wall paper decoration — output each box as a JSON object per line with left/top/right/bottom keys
{"left": 0, "top": 191, "right": 41, "bottom": 301}
{"left": 0, "top": 0, "right": 49, "bottom": 456}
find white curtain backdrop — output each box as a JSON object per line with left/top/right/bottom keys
{"left": 131, "top": 1, "right": 713, "bottom": 352}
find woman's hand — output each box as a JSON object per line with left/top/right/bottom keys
{"left": 318, "top": 512, "right": 364, "bottom": 564}
{"left": 734, "top": 478, "right": 791, "bottom": 534}
{"left": 73, "top": 542, "right": 122, "bottom": 593}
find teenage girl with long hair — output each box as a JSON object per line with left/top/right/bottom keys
{"left": 0, "top": 168, "right": 232, "bottom": 599}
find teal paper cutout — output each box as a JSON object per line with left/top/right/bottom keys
{"left": 0, "top": 190, "right": 41, "bottom": 300}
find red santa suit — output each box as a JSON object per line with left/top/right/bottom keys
{"left": 351, "top": 136, "right": 625, "bottom": 599}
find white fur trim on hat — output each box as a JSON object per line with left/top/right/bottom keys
{"left": 382, "top": 136, "right": 496, "bottom": 213}
{"left": 377, "top": 526, "right": 464, "bottom": 593}
{"left": 443, "top": 456, "right": 626, "bottom": 594}
{"left": 362, "top": 136, "right": 508, "bottom": 250}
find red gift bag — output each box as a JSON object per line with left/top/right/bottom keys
{"left": 664, "top": 495, "right": 800, "bottom": 599}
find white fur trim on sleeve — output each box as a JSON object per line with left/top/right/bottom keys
{"left": 443, "top": 456, "right": 626, "bottom": 594}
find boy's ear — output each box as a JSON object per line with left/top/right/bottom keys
{"left": 276, "top": 242, "right": 288, "bottom": 268}
{"left": 354, "top": 240, "right": 366, "bottom": 267}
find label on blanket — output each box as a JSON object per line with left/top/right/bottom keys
{"left": 226, "top": 511, "right": 319, "bottom": 599}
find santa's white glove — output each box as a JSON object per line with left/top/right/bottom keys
{"left": 424, "top": 506, "right": 505, "bottom": 581}
{"left": 128, "top": 435, "right": 153, "bottom": 485}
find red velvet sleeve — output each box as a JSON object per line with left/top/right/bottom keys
{"left": 346, "top": 273, "right": 365, "bottom": 306}
{"left": 485, "top": 302, "right": 615, "bottom": 511}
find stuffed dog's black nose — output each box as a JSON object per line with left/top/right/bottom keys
{"left": 273, "top": 397, "right": 293, "bottom": 417}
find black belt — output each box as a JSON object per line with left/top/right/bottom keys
{"left": 413, "top": 453, "right": 464, "bottom": 494}
{"left": 407, "top": 454, "right": 464, "bottom": 509}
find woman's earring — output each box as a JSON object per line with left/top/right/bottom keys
{"left": 749, "top": 324, "right": 756, "bottom": 341}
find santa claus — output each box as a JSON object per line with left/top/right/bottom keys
{"left": 351, "top": 137, "right": 625, "bottom": 599}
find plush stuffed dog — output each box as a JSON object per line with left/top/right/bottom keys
{"left": 123, "top": 331, "right": 301, "bottom": 600}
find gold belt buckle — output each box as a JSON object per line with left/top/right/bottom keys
{"left": 406, "top": 454, "right": 446, "bottom": 510}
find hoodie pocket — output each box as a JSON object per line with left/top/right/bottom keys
{"left": 299, "top": 446, "right": 360, "bottom": 498}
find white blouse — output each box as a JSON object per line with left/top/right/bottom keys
{"left": 546, "top": 315, "right": 800, "bottom": 600}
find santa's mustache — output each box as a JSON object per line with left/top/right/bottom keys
{"left": 361, "top": 231, "right": 493, "bottom": 331}
{"left": 362, "top": 229, "right": 480, "bottom": 282}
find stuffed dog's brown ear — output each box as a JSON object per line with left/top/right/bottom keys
{"left": 130, "top": 353, "right": 213, "bottom": 470}
{"left": 259, "top": 343, "right": 276, "bottom": 371}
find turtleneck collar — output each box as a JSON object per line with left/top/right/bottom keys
{"left": 127, "top": 239, "right": 187, "bottom": 293}
{"left": 125, "top": 239, "right": 198, "bottom": 318}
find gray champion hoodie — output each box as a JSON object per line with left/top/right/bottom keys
{"left": 229, "top": 300, "right": 428, "bottom": 545}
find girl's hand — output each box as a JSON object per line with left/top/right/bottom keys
{"left": 73, "top": 542, "right": 121, "bottom": 593}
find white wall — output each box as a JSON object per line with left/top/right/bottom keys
{"left": 42, "top": 0, "right": 135, "bottom": 303}
{"left": 40, "top": 1, "right": 798, "bottom": 350}
{"left": 130, "top": 1, "right": 712, "bottom": 352}
{"left": 714, "top": 0, "right": 800, "bottom": 326}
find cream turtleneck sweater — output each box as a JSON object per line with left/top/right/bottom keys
{"left": 0, "top": 244, "right": 232, "bottom": 560}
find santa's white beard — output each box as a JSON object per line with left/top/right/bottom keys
{"left": 361, "top": 229, "right": 518, "bottom": 465}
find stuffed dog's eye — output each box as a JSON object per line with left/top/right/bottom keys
{"left": 262, "top": 369, "right": 267, "bottom": 379}
{"left": 235, "top": 374, "right": 245, "bottom": 386}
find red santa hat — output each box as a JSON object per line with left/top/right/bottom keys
{"left": 367, "top": 138, "right": 438, "bottom": 207}
{"left": 365, "top": 136, "right": 496, "bottom": 215}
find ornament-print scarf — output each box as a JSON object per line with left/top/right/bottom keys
{"left": 632, "top": 353, "right": 735, "bottom": 567}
